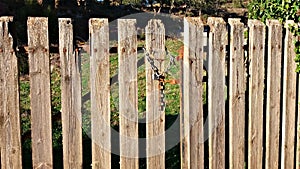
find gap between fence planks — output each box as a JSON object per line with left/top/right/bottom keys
{"left": 265, "top": 20, "right": 282, "bottom": 169}
{"left": 181, "top": 17, "right": 204, "bottom": 169}
{"left": 118, "top": 19, "right": 139, "bottom": 169}
{"left": 228, "top": 18, "right": 246, "bottom": 169}
{"left": 0, "top": 16, "right": 22, "bottom": 169}
{"left": 247, "top": 19, "right": 265, "bottom": 169}
{"left": 208, "top": 17, "right": 227, "bottom": 169}
{"left": 59, "top": 18, "right": 83, "bottom": 169}
{"left": 146, "top": 19, "right": 165, "bottom": 169}
{"left": 89, "top": 18, "right": 111, "bottom": 169}
{"left": 27, "top": 17, "right": 53, "bottom": 169}
{"left": 281, "top": 20, "right": 298, "bottom": 169}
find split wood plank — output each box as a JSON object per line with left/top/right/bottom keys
{"left": 28, "top": 17, "right": 53, "bottom": 169}
{"left": 247, "top": 19, "right": 265, "bottom": 169}
{"left": 281, "top": 20, "right": 298, "bottom": 169}
{"left": 181, "top": 17, "right": 204, "bottom": 169}
{"left": 0, "top": 16, "right": 22, "bottom": 169}
{"left": 265, "top": 19, "right": 282, "bottom": 169}
{"left": 228, "top": 18, "right": 246, "bottom": 169}
{"left": 59, "top": 18, "right": 83, "bottom": 169}
{"left": 90, "top": 18, "right": 111, "bottom": 169}
{"left": 207, "top": 17, "right": 227, "bottom": 169}
{"left": 118, "top": 19, "right": 139, "bottom": 169}
{"left": 145, "top": 19, "right": 165, "bottom": 169}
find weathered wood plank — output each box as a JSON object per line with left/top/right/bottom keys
{"left": 0, "top": 16, "right": 22, "bottom": 169}
{"left": 228, "top": 18, "right": 245, "bottom": 169}
{"left": 207, "top": 17, "right": 227, "bottom": 169}
{"left": 281, "top": 20, "right": 297, "bottom": 169}
{"left": 181, "top": 17, "right": 204, "bottom": 169}
{"left": 89, "top": 18, "right": 111, "bottom": 169}
{"left": 28, "top": 17, "right": 53, "bottom": 169}
{"left": 265, "top": 19, "right": 282, "bottom": 169}
{"left": 145, "top": 19, "right": 165, "bottom": 169}
{"left": 118, "top": 19, "right": 139, "bottom": 169}
{"left": 247, "top": 19, "right": 265, "bottom": 169}
{"left": 59, "top": 18, "right": 82, "bottom": 169}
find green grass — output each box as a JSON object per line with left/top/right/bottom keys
{"left": 79, "top": 39, "right": 186, "bottom": 127}
{"left": 18, "top": 37, "right": 207, "bottom": 134}
{"left": 18, "top": 38, "right": 208, "bottom": 168}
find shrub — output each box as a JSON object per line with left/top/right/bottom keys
{"left": 248, "top": 0, "right": 300, "bottom": 72}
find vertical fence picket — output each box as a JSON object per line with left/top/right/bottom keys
{"left": 181, "top": 17, "right": 204, "bottom": 169}
{"left": 0, "top": 16, "right": 22, "bottom": 169}
{"left": 281, "top": 20, "right": 298, "bottom": 169}
{"left": 265, "top": 20, "right": 282, "bottom": 169}
{"left": 247, "top": 20, "right": 265, "bottom": 169}
{"left": 145, "top": 19, "right": 165, "bottom": 169}
{"left": 28, "top": 17, "right": 53, "bottom": 169}
{"left": 118, "top": 19, "right": 139, "bottom": 169}
{"left": 228, "top": 18, "right": 245, "bottom": 169}
{"left": 89, "top": 18, "right": 111, "bottom": 169}
{"left": 59, "top": 18, "right": 83, "bottom": 169}
{"left": 207, "top": 17, "right": 227, "bottom": 169}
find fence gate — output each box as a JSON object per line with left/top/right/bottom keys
{"left": 0, "top": 16, "right": 299, "bottom": 169}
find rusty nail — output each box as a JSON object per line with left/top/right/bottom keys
{"left": 122, "top": 48, "right": 125, "bottom": 53}
{"left": 94, "top": 48, "right": 97, "bottom": 52}
{"left": 0, "top": 48, "right": 3, "bottom": 53}
{"left": 63, "top": 47, "right": 67, "bottom": 53}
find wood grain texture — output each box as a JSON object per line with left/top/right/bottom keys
{"left": 0, "top": 16, "right": 22, "bottom": 169}
{"left": 59, "top": 18, "right": 83, "bottom": 169}
{"left": 228, "top": 18, "right": 245, "bottom": 169}
{"left": 247, "top": 19, "right": 265, "bottom": 169}
{"left": 28, "top": 17, "right": 53, "bottom": 169}
{"left": 118, "top": 19, "right": 139, "bottom": 169}
{"left": 281, "top": 20, "right": 297, "bottom": 169}
{"left": 265, "top": 19, "right": 282, "bottom": 169}
{"left": 89, "top": 18, "right": 111, "bottom": 169}
{"left": 181, "top": 17, "right": 204, "bottom": 169}
{"left": 145, "top": 19, "right": 165, "bottom": 169}
{"left": 207, "top": 17, "right": 227, "bottom": 169}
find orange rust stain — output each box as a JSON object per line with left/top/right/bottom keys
{"left": 176, "top": 45, "right": 184, "bottom": 60}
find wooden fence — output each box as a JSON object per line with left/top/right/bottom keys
{"left": 0, "top": 16, "right": 299, "bottom": 169}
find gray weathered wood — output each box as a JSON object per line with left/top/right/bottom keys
{"left": 0, "top": 16, "right": 22, "bottom": 169}
{"left": 89, "top": 18, "right": 111, "bottom": 169}
{"left": 28, "top": 17, "right": 53, "bottom": 169}
{"left": 118, "top": 19, "right": 139, "bottom": 169}
{"left": 281, "top": 20, "right": 297, "bottom": 169}
{"left": 265, "top": 19, "right": 282, "bottom": 169}
{"left": 145, "top": 19, "right": 165, "bottom": 169}
{"left": 228, "top": 18, "right": 245, "bottom": 169}
{"left": 59, "top": 18, "right": 83, "bottom": 169}
{"left": 181, "top": 17, "right": 204, "bottom": 169}
{"left": 247, "top": 19, "right": 265, "bottom": 169}
{"left": 207, "top": 17, "right": 227, "bottom": 169}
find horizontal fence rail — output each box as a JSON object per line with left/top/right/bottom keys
{"left": 0, "top": 16, "right": 299, "bottom": 169}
